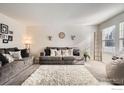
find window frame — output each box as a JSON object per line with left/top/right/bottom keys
{"left": 119, "top": 22, "right": 124, "bottom": 51}
{"left": 102, "top": 25, "right": 116, "bottom": 48}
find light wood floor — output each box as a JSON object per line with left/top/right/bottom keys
{"left": 4, "top": 65, "right": 40, "bottom": 85}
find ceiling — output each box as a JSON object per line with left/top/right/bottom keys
{"left": 0, "top": 3, "right": 124, "bottom": 26}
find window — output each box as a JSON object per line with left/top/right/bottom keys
{"left": 119, "top": 22, "right": 124, "bottom": 51}
{"left": 102, "top": 25, "right": 115, "bottom": 47}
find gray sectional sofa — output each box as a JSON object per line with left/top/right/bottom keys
{"left": 0, "top": 48, "right": 34, "bottom": 85}
{"left": 39, "top": 56, "right": 75, "bottom": 64}
{"left": 39, "top": 47, "right": 80, "bottom": 64}
{"left": 0, "top": 57, "right": 34, "bottom": 85}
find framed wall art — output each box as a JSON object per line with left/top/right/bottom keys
{"left": 0, "top": 23, "right": 14, "bottom": 43}
{"left": 2, "top": 34, "right": 8, "bottom": 39}
{"left": 9, "top": 31, "right": 13, "bottom": 34}
{"left": 0, "top": 24, "right": 8, "bottom": 34}
{"left": 59, "top": 32, "right": 65, "bottom": 39}
{"left": 8, "top": 35, "right": 13, "bottom": 41}
{"left": 3, "top": 39, "right": 8, "bottom": 43}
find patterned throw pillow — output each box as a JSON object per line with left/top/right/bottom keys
{"left": 9, "top": 51, "right": 22, "bottom": 60}
{"left": 62, "top": 49, "right": 73, "bottom": 56}
{"left": 50, "top": 49, "right": 57, "bottom": 56}
{"left": 61, "top": 49, "right": 66, "bottom": 56}
{"left": 68, "top": 49, "right": 73, "bottom": 56}
{"left": 56, "top": 49, "right": 62, "bottom": 56}
{"left": 3, "top": 54, "right": 14, "bottom": 63}
{"left": 65, "top": 50, "right": 70, "bottom": 56}
{"left": 61, "top": 49, "right": 69, "bottom": 56}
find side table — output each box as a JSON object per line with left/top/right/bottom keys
{"left": 34, "top": 57, "right": 40, "bottom": 64}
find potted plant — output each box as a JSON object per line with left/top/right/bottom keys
{"left": 83, "top": 51, "right": 90, "bottom": 62}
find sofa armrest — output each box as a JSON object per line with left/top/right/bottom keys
{"left": 40, "top": 52, "right": 45, "bottom": 56}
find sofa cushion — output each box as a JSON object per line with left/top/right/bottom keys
{"left": 56, "top": 49, "right": 62, "bottom": 56}
{"left": 44, "top": 47, "right": 80, "bottom": 56}
{"left": 5, "top": 47, "right": 19, "bottom": 54}
{"left": 62, "top": 56, "right": 75, "bottom": 61}
{"left": 44, "top": 47, "right": 50, "bottom": 56}
{"left": 61, "top": 49, "right": 68, "bottom": 56}
{"left": 0, "top": 53, "right": 9, "bottom": 66}
{"left": 20, "top": 49, "right": 29, "bottom": 58}
{"left": 9, "top": 51, "right": 22, "bottom": 60}
{"left": 73, "top": 49, "right": 80, "bottom": 56}
{"left": 50, "top": 49, "right": 57, "bottom": 56}
{"left": 3, "top": 54, "right": 14, "bottom": 63}
{"left": 40, "top": 56, "right": 62, "bottom": 61}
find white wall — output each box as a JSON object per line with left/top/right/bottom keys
{"left": 0, "top": 13, "right": 26, "bottom": 49}
{"left": 0, "top": 12, "right": 97, "bottom": 58}
{"left": 26, "top": 24, "right": 97, "bottom": 56}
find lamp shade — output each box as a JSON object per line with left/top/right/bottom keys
{"left": 25, "top": 40, "right": 31, "bottom": 44}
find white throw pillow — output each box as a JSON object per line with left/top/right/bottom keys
{"left": 3, "top": 54, "right": 14, "bottom": 63}
{"left": 62, "top": 49, "right": 69, "bottom": 56}
{"left": 56, "top": 50, "right": 62, "bottom": 56}
{"left": 62, "top": 49, "right": 66, "bottom": 56}
{"left": 68, "top": 49, "right": 73, "bottom": 56}
{"left": 62, "top": 49, "right": 73, "bottom": 56}
{"left": 50, "top": 49, "right": 56, "bottom": 56}
{"left": 65, "top": 50, "right": 70, "bottom": 56}
{"left": 9, "top": 51, "right": 22, "bottom": 60}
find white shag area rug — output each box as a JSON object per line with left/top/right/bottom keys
{"left": 22, "top": 65, "right": 99, "bottom": 85}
